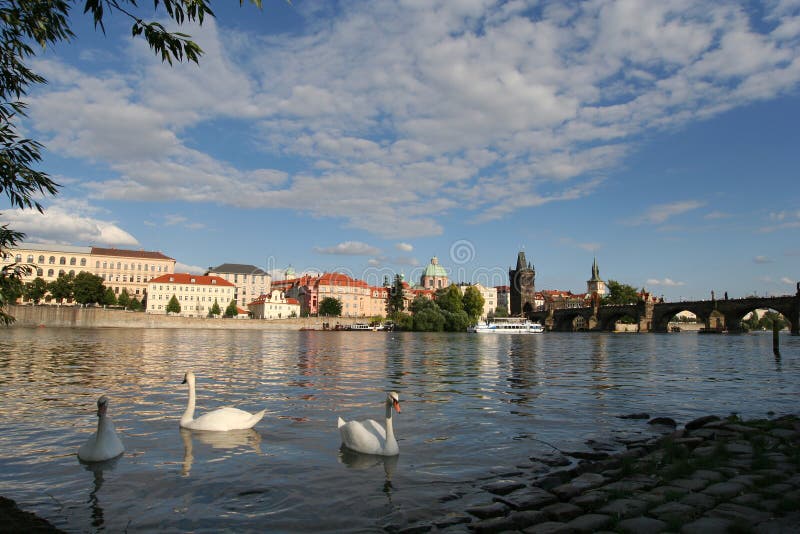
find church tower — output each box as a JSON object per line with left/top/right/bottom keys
{"left": 509, "top": 251, "right": 536, "bottom": 316}
{"left": 586, "top": 257, "right": 607, "bottom": 297}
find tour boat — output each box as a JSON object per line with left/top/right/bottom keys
{"left": 467, "top": 318, "right": 545, "bottom": 334}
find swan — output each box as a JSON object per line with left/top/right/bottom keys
{"left": 337, "top": 391, "right": 401, "bottom": 456}
{"left": 77, "top": 396, "right": 125, "bottom": 462}
{"left": 180, "top": 371, "right": 266, "bottom": 431}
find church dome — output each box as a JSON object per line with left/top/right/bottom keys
{"left": 423, "top": 256, "right": 448, "bottom": 277}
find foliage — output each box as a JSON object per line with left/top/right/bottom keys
{"left": 23, "top": 277, "right": 48, "bottom": 304}
{"left": 493, "top": 306, "right": 509, "bottom": 318}
{"left": 603, "top": 280, "right": 641, "bottom": 305}
{"left": 48, "top": 272, "right": 74, "bottom": 303}
{"left": 386, "top": 274, "right": 405, "bottom": 315}
{"left": 127, "top": 297, "right": 142, "bottom": 311}
{"left": 103, "top": 287, "right": 117, "bottom": 306}
{"left": 413, "top": 307, "right": 445, "bottom": 332}
{"left": 409, "top": 294, "right": 435, "bottom": 315}
{"left": 462, "top": 286, "right": 485, "bottom": 321}
{"left": 319, "top": 297, "right": 342, "bottom": 317}
{"left": 0, "top": 269, "right": 23, "bottom": 308}
{"left": 72, "top": 271, "right": 105, "bottom": 305}
{"left": 744, "top": 310, "right": 788, "bottom": 331}
{"left": 224, "top": 299, "right": 239, "bottom": 317}
{"left": 117, "top": 288, "right": 131, "bottom": 308}
{"left": 388, "top": 311, "right": 413, "bottom": 331}
{"left": 0, "top": 0, "right": 267, "bottom": 325}
{"left": 443, "top": 309, "right": 470, "bottom": 332}
{"left": 208, "top": 299, "right": 221, "bottom": 317}
{"left": 435, "top": 284, "right": 463, "bottom": 314}
{"left": 166, "top": 294, "right": 181, "bottom": 314}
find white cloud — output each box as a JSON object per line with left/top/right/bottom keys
{"left": 176, "top": 262, "right": 206, "bottom": 274}
{"left": 781, "top": 277, "right": 795, "bottom": 285}
{"left": 314, "top": 241, "right": 382, "bottom": 256}
{"left": 646, "top": 278, "right": 686, "bottom": 287}
{"left": 24, "top": 2, "right": 800, "bottom": 238}
{"left": 395, "top": 242, "right": 414, "bottom": 252}
{"left": 753, "top": 256, "right": 773, "bottom": 264}
{"left": 627, "top": 200, "right": 706, "bottom": 225}
{"left": 3, "top": 200, "right": 139, "bottom": 247}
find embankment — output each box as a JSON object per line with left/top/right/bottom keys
{"left": 6, "top": 304, "right": 327, "bottom": 331}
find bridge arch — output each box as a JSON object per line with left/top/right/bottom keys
{"left": 598, "top": 309, "right": 640, "bottom": 332}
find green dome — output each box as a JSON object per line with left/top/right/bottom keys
{"left": 423, "top": 256, "right": 448, "bottom": 277}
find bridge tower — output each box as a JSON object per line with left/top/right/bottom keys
{"left": 509, "top": 251, "right": 536, "bottom": 316}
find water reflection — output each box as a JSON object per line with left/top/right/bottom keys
{"left": 179, "top": 428, "right": 262, "bottom": 476}
{"left": 338, "top": 446, "right": 399, "bottom": 496}
{"left": 80, "top": 455, "right": 121, "bottom": 529}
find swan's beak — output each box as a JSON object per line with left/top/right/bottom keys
{"left": 392, "top": 399, "right": 401, "bottom": 413}
{"left": 182, "top": 375, "right": 187, "bottom": 384}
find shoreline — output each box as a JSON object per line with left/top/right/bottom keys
{"left": 4, "top": 414, "right": 798, "bottom": 532}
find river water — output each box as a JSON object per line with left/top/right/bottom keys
{"left": 0, "top": 327, "right": 797, "bottom": 532}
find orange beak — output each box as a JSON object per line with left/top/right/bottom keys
{"left": 393, "top": 399, "right": 401, "bottom": 413}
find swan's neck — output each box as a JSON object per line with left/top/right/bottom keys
{"left": 384, "top": 401, "right": 397, "bottom": 452}
{"left": 181, "top": 380, "right": 196, "bottom": 426}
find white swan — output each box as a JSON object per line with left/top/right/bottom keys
{"left": 337, "top": 391, "right": 401, "bottom": 456}
{"left": 180, "top": 371, "right": 266, "bottom": 431}
{"left": 78, "top": 396, "right": 125, "bottom": 462}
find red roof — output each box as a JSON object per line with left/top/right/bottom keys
{"left": 286, "top": 298, "right": 300, "bottom": 305}
{"left": 148, "top": 273, "right": 234, "bottom": 286}
{"left": 314, "top": 272, "right": 369, "bottom": 288}
{"left": 91, "top": 247, "right": 174, "bottom": 261}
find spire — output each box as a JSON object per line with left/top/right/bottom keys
{"left": 590, "top": 257, "right": 601, "bottom": 281}
{"left": 516, "top": 251, "right": 527, "bottom": 271}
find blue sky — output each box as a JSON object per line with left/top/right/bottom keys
{"left": 4, "top": 0, "right": 799, "bottom": 300}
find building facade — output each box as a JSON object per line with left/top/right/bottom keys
{"left": 509, "top": 251, "right": 536, "bottom": 316}
{"left": 586, "top": 258, "right": 607, "bottom": 297}
{"left": 146, "top": 273, "right": 235, "bottom": 317}
{"left": 3, "top": 243, "right": 175, "bottom": 302}
{"left": 206, "top": 263, "right": 271, "bottom": 310}
{"left": 458, "top": 283, "right": 497, "bottom": 320}
{"left": 495, "top": 285, "right": 510, "bottom": 314}
{"left": 248, "top": 290, "right": 300, "bottom": 319}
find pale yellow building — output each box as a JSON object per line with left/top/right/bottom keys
{"left": 206, "top": 263, "right": 271, "bottom": 310}
{"left": 2, "top": 243, "right": 175, "bottom": 302}
{"left": 146, "top": 273, "right": 234, "bottom": 317}
{"left": 458, "top": 283, "right": 497, "bottom": 320}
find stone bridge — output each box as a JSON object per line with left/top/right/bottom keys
{"left": 528, "top": 290, "right": 800, "bottom": 335}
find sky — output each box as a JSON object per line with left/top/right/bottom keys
{"left": 3, "top": 0, "right": 800, "bottom": 300}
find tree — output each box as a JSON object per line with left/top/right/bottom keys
{"left": 413, "top": 307, "right": 445, "bottom": 331}
{"left": 23, "top": 277, "right": 48, "bottom": 304}
{"left": 443, "top": 309, "right": 470, "bottom": 332}
{"left": 127, "top": 297, "right": 142, "bottom": 311}
{"left": 208, "top": 299, "right": 221, "bottom": 317}
{"left": 224, "top": 299, "right": 239, "bottom": 318}
{"left": 0, "top": 271, "right": 23, "bottom": 308}
{"left": 493, "top": 306, "right": 509, "bottom": 318}
{"left": 0, "top": 1, "right": 270, "bottom": 325}
{"left": 166, "top": 295, "right": 181, "bottom": 315}
{"left": 409, "top": 294, "right": 436, "bottom": 315}
{"left": 117, "top": 288, "right": 131, "bottom": 309}
{"left": 386, "top": 274, "right": 405, "bottom": 315}
{"left": 72, "top": 271, "right": 105, "bottom": 305}
{"left": 48, "top": 272, "right": 74, "bottom": 304}
{"left": 603, "top": 280, "right": 641, "bottom": 305}
{"left": 462, "top": 286, "right": 486, "bottom": 322}
{"left": 435, "top": 284, "right": 463, "bottom": 314}
{"left": 319, "top": 297, "right": 342, "bottom": 317}
{"left": 103, "top": 287, "right": 117, "bottom": 306}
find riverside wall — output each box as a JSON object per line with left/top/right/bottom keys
{"left": 6, "top": 305, "right": 328, "bottom": 331}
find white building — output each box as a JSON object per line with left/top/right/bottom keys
{"left": 247, "top": 290, "right": 300, "bottom": 319}
{"left": 147, "top": 273, "right": 235, "bottom": 317}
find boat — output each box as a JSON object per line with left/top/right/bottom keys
{"left": 467, "top": 317, "right": 545, "bottom": 334}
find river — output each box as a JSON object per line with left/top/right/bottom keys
{"left": 0, "top": 327, "right": 797, "bottom": 532}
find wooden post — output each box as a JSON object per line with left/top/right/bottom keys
{"left": 773, "top": 320, "right": 781, "bottom": 357}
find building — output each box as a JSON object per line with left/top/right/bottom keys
{"left": 495, "top": 285, "right": 510, "bottom": 314}
{"left": 2, "top": 243, "right": 175, "bottom": 302}
{"left": 420, "top": 256, "right": 449, "bottom": 290}
{"left": 146, "top": 273, "right": 235, "bottom": 317}
{"left": 458, "top": 283, "right": 497, "bottom": 320}
{"left": 586, "top": 258, "right": 607, "bottom": 298}
{"left": 248, "top": 290, "right": 300, "bottom": 319}
{"left": 541, "top": 289, "right": 590, "bottom": 311}
{"left": 509, "top": 251, "right": 536, "bottom": 316}
{"left": 206, "top": 263, "right": 271, "bottom": 310}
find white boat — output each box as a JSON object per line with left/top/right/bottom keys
{"left": 467, "top": 318, "right": 544, "bottom": 334}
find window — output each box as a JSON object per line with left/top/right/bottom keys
{"left": 47, "top": 269, "right": 54, "bottom": 277}
{"left": 80, "top": 258, "right": 86, "bottom": 266}
{"left": 38, "top": 255, "right": 44, "bottom": 263}
{"left": 69, "top": 270, "right": 75, "bottom": 276}
{"left": 59, "top": 270, "right": 65, "bottom": 276}
{"left": 96, "top": 261, "right": 100, "bottom": 268}
{"left": 117, "top": 262, "right": 121, "bottom": 269}
{"left": 15, "top": 254, "right": 21, "bottom": 262}
{"left": 60, "top": 257, "right": 66, "bottom": 265}
{"left": 49, "top": 256, "right": 55, "bottom": 264}
{"left": 27, "top": 255, "right": 33, "bottom": 263}
{"left": 37, "top": 268, "right": 43, "bottom": 276}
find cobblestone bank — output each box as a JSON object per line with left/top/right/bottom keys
{"left": 397, "top": 414, "right": 800, "bottom": 533}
